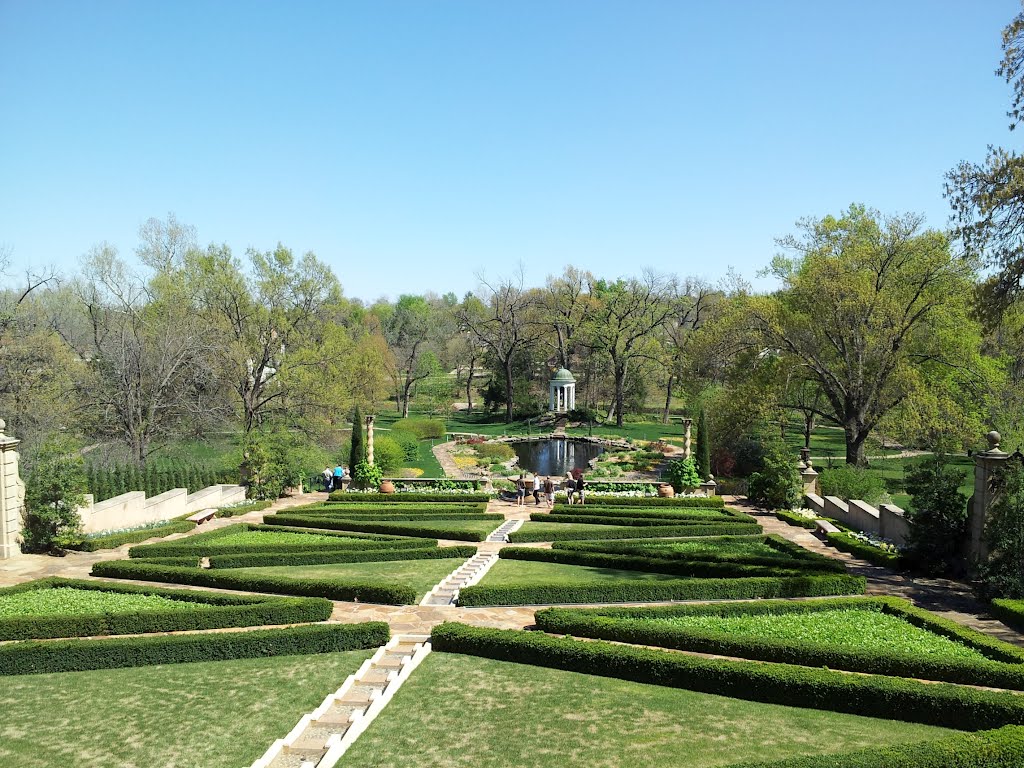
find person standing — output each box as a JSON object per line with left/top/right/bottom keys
{"left": 333, "top": 464, "right": 344, "bottom": 491}
{"left": 565, "top": 471, "right": 576, "bottom": 505}
{"left": 321, "top": 467, "right": 333, "bottom": 492}
{"left": 516, "top": 473, "right": 527, "bottom": 507}
{"left": 576, "top": 473, "right": 586, "bottom": 505}
{"left": 543, "top": 476, "right": 555, "bottom": 508}
{"left": 532, "top": 474, "right": 542, "bottom": 505}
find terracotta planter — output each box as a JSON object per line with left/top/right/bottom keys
{"left": 658, "top": 483, "right": 675, "bottom": 498}
{"left": 379, "top": 480, "right": 395, "bottom": 494}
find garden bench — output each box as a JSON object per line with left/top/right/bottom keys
{"left": 186, "top": 508, "right": 217, "bottom": 525}
{"left": 815, "top": 519, "right": 840, "bottom": 536}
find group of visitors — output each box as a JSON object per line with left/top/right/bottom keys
{"left": 321, "top": 465, "right": 347, "bottom": 492}
{"left": 564, "top": 471, "right": 586, "bottom": 505}
{"left": 513, "top": 472, "right": 584, "bottom": 507}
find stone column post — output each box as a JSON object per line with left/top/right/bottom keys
{"left": 683, "top": 419, "right": 693, "bottom": 459}
{"left": 0, "top": 420, "right": 25, "bottom": 559}
{"left": 797, "top": 447, "right": 819, "bottom": 497}
{"left": 969, "top": 430, "right": 1011, "bottom": 563}
{"left": 366, "top": 415, "right": 375, "bottom": 466}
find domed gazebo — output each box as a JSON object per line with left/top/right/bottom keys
{"left": 549, "top": 367, "right": 576, "bottom": 413}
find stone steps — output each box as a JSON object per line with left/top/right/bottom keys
{"left": 420, "top": 553, "right": 499, "bottom": 606}
{"left": 252, "top": 635, "right": 431, "bottom": 768}
{"left": 487, "top": 519, "right": 524, "bottom": 542}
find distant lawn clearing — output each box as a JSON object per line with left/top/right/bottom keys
{"left": 0, "top": 586, "right": 217, "bottom": 619}
{"left": 0, "top": 649, "right": 374, "bottom": 768}
{"left": 231, "top": 558, "right": 460, "bottom": 601}
{"left": 340, "top": 653, "right": 953, "bottom": 768}
{"left": 479, "top": 559, "right": 685, "bottom": 586}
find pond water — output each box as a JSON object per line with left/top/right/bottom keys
{"left": 509, "top": 439, "right": 604, "bottom": 477}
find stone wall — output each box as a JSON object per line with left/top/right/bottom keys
{"left": 78, "top": 484, "right": 246, "bottom": 534}
{"left": 0, "top": 421, "right": 24, "bottom": 559}
{"left": 804, "top": 492, "right": 908, "bottom": 546}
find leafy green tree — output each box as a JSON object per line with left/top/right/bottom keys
{"left": 980, "top": 461, "right": 1024, "bottom": 598}
{"left": 352, "top": 461, "right": 383, "bottom": 489}
{"left": 902, "top": 456, "right": 969, "bottom": 576}
{"left": 350, "top": 405, "right": 365, "bottom": 466}
{"left": 665, "top": 457, "right": 700, "bottom": 493}
{"left": 22, "top": 437, "right": 87, "bottom": 552}
{"left": 695, "top": 407, "right": 711, "bottom": 480}
{"left": 746, "top": 205, "right": 984, "bottom": 466}
{"left": 747, "top": 438, "right": 801, "bottom": 510}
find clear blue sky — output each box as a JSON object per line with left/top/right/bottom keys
{"left": 0, "top": 1, "right": 1018, "bottom": 302}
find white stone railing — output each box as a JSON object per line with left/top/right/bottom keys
{"left": 804, "top": 493, "right": 908, "bottom": 545}
{"left": 78, "top": 484, "right": 246, "bottom": 534}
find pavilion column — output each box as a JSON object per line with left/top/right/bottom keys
{"left": 0, "top": 419, "right": 24, "bottom": 559}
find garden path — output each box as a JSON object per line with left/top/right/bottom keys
{"left": 733, "top": 498, "right": 1024, "bottom": 648}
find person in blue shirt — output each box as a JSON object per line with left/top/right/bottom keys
{"left": 333, "top": 465, "right": 345, "bottom": 491}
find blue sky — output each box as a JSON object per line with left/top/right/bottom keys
{"left": 0, "top": 1, "right": 1018, "bottom": 302}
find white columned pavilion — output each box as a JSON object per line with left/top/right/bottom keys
{"left": 548, "top": 368, "right": 577, "bottom": 413}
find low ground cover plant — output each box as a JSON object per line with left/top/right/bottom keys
{"left": 509, "top": 520, "right": 761, "bottom": 542}
{"left": 67, "top": 518, "right": 197, "bottom": 551}
{"left": 265, "top": 514, "right": 500, "bottom": 541}
{"left": 826, "top": 530, "right": 902, "bottom": 568}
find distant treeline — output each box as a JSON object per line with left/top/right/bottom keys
{"left": 86, "top": 461, "right": 238, "bottom": 502}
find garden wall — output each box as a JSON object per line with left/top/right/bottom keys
{"left": 78, "top": 484, "right": 246, "bottom": 533}
{"left": 805, "top": 493, "right": 908, "bottom": 546}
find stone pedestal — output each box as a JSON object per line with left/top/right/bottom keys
{"left": 683, "top": 419, "right": 693, "bottom": 460}
{"left": 969, "top": 431, "right": 1011, "bottom": 563}
{"left": 798, "top": 447, "right": 819, "bottom": 496}
{"left": 0, "top": 420, "right": 25, "bottom": 559}
{"left": 366, "top": 415, "right": 375, "bottom": 466}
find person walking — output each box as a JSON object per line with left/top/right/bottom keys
{"left": 543, "top": 476, "right": 555, "bottom": 508}
{"left": 516, "top": 473, "right": 527, "bottom": 507}
{"left": 565, "top": 471, "right": 576, "bottom": 505}
{"left": 532, "top": 474, "right": 542, "bottom": 505}
{"left": 575, "top": 473, "right": 586, "bottom": 505}
{"left": 333, "top": 464, "right": 345, "bottom": 491}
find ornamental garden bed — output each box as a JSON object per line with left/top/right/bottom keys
{"left": 534, "top": 596, "right": 1024, "bottom": 689}
{"left": 0, "top": 647, "right": 378, "bottom": 768}
{"left": 266, "top": 514, "right": 502, "bottom": 541}
{"left": 339, "top": 647, "right": 958, "bottom": 768}
{"left": 0, "top": 577, "right": 333, "bottom": 640}
{"left": 508, "top": 520, "right": 761, "bottom": 542}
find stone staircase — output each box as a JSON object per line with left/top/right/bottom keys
{"left": 487, "top": 519, "right": 523, "bottom": 542}
{"left": 251, "top": 634, "right": 431, "bottom": 768}
{"left": 419, "top": 552, "right": 499, "bottom": 606}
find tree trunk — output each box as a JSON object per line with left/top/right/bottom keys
{"left": 662, "top": 374, "right": 673, "bottom": 424}
{"left": 402, "top": 374, "right": 413, "bottom": 418}
{"left": 614, "top": 363, "right": 626, "bottom": 428}
{"left": 466, "top": 356, "right": 476, "bottom": 412}
{"left": 803, "top": 414, "right": 813, "bottom": 449}
{"left": 504, "top": 360, "right": 515, "bottom": 423}
{"left": 844, "top": 420, "right": 869, "bottom": 467}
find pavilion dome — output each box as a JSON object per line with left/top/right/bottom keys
{"left": 550, "top": 367, "right": 576, "bottom": 383}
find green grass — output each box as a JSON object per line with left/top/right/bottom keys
{"left": 327, "top": 518, "right": 501, "bottom": 536}
{"left": 0, "top": 587, "right": 215, "bottom": 618}
{"left": 480, "top": 559, "right": 685, "bottom": 587}
{"left": 411, "top": 438, "right": 446, "bottom": 476}
{"left": 0, "top": 649, "right": 373, "bottom": 768}
{"left": 647, "top": 609, "right": 988, "bottom": 662}
{"left": 230, "top": 557, "right": 460, "bottom": 600}
{"left": 340, "top": 652, "right": 954, "bottom": 768}
{"left": 207, "top": 530, "right": 370, "bottom": 547}
{"left": 815, "top": 454, "right": 973, "bottom": 510}
{"left": 603, "top": 538, "right": 804, "bottom": 561}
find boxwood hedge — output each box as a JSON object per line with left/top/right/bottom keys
{"left": 508, "top": 521, "right": 762, "bottom": 542}
{"left": 429, "top": 622, "right": 1024, "bottom": 730}
{"left": 728, "top": 725, "right": 1024, "bottom": 767}
{"left": 265, "top": 514, "right": 492, "bottom": 542}
{"left": 91, "top": 559, "right": 419, "bottom": 604}
{"left": 532, "top": 513, "right": 744, "bottom": 527}
{"left": 990, "top": 599, "right": 1024, "bottom": 635}
{"left": 553, "top": 495, "right": 725, "bottom": 508}
{"left": 774, "top": 510, "right": 818, "bottom": 529}
{"left": 0, "top": 578, "right": 333, "bottom": 641}
{"left": 208, "top": 544, "right": 477, "bottom": 569}
{"left": 0, "top": 621, "right": 389, "bottom": 676}
{"left": 543, "top": 507, "right": 752, "bottom": 523}
{"left": 826, "top": 531, "right": 902, "bottom": 568}
{"left": 67, "top": 519, "right": 196, "bottom": 551}
{"left": 533, "top": 596, "right": 1024, "bottom": 689}
{"left": 326, "top": 492, "right": 490, "bottom": 502}
{"left": 455, "top": 573, "right": 866, "bottom": 607}
{"left": 214, "top": 500, "right": 273, "bottom": 518}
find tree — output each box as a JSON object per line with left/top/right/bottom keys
{"left": 944, "top": 3, "right": 1024, "bottom": 318}
{"left": 585, "top": 272, "right": 677, "bottom": 426}
{"left": 458, "top": 275, "right": 544, "bottom": 423}
{"left": 350, "top": 404, "right": 365, "bottom": 466}
{"left": 380, "top": 295, "right": 440, "bottom": 417}
{"left": 980, "top": 461, "right": 1024, "bottom": 598}
{"left": 695, "top": 406, "right": 711, "bottom": 480}
{"left": 902, "top": 455, "right": 969, "bottom": 576}
{"left": 747, "top": 437, "right": 801, "bottom": 510}
{"left": 658, "top": 279, "right": 719, "bottom": 423}
{"left": 21, "top": 436, "right": 87, "bottom": 552}
{"left": 747, "top": 205, "right": 983, "bottom": 466}
{"left": 541, "top": 266, "right": 595, "bottom": 369}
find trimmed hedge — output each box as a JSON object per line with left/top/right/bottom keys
{"left": 0, "top": 621, "right": 389, "bottom": 676}
{"left": 67, "top": 519, "right": 196, "bottom": 551}
{"left": 326, "top": 492, "right": 490, "bottom": 503}
{"left": 729, "top": 726, "right": 1024, "bottom": 767}
{"left": 553, "top": 495, "right": 725, "bottom": 508}
{"left": 508, "top": 522, "right": 762, "bottom": 542}
{"left": 286, "top": 512, "right": 501, "bottom": 522}
{"left": 826, "top": 531, "right": 902, "bottom": 568}
{"left": 266, "top": 514, "right": 492, "bottom": 542}
{"left": 456, "top": 573, "right": 866, "bottom": 606}
{"left": 294, "top": 503, "right": 489, "bottom": 514}
{"left": 498, "top": 546, "right": 844, "bottom": 579}
{"left": 991, "top": 599, "right": 1024, "bottom": 635}
{"left": 215, "top": 500, "right": 273, "bottom": 518}
{"left": 208, "top": 545, "right": 477, "bottom": 569}
{"left": 533, "top": 513, "right": 743, "bottom": 527}
{"left": 546, "top": 506, "right": 753, "bottom": 522}
{"left": 429, "top": 622, "right": 1024, "bottom": 730}
{"left": 774, "top": 510, "right": 818, "bottom": 529}
{"left": 0, "top": 577, "right": 332, "bottom": 641}
{"left": 533, "top": 596, "right": 1024, "bottom": 689}
{"left": 91, "top": 559, "right": 419, "bottom": 604}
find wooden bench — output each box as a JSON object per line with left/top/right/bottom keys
{"left": 186, "top": 508, "right": 217, "bottom": 525}
{"left": 815, "top": 519, "right": 840, "bottom": 536}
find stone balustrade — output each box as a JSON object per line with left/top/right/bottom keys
{"left": 78, "top": 483, "right": 246, "bottom": 534}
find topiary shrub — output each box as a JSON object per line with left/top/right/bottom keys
{"left": 392, "top": 417, "right": 445, "bottom": 440}
{"left": 372, "top": 436, "right": 405, "bottom": 473}
{"left": 665, "top": 457, "right": 701, "bottom": 493}
{"left": 747, "top": 440, "right": 801, "bottom": 510}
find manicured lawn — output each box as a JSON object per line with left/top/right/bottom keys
{"left": 209, "top": 530, "right": 370, "bottom": 547}
{"left": 0, "top": 649, "right": 374, "bottom": 768}
{"left": 648, "top": 609, "right": 988, "bottom": 661}
{"left": 511, "top": 521, "right": 758, "bottom": 541}
{"left": 599, "top": 538, "right": 804, "bottom": 561}
{"left": 480, "top": 559, "right": 684, "bottom": 586}
{"left": 323, "top": 518, "right": 501, "bottom": 537}
{"left": 231, "top": 558, "right": 460, "bottom": 600}
{"left": 0, "top": 587, "right": 213, "bottom": 618}
{"left": 341, "top": 653, "right": 954, "bottom": 768}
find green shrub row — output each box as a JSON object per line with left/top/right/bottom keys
{"left": 552, "top": 494, "right": 725, "bottom": 507}
{"left": 508, "top": 522, "right": 762, "bottom": 542}
{"left": 295, "top": 502, "right": 488, "bottom": 513}
{"left": 86, "top": 460, "right": 236, "bottom": 503}
{"left": 91, "top": 560, "right": 419, "bottom": 604}
{"left": 548, "top": 506, "right": 751, "bottom": 522}
{"left": 728, "top": 725, "right": 1024, "bottom": 768}
{"left": 534, "top": 512, "right": 740, "bottom": 528}
{"left": 215, "top": 500, "right": 273, "bottom": 517}
{"left": 498, "top": 546, "right": 843, "bottom": 579}
{"left": 429, "top": 622, "right": 1024, "bottom": 730}
{"left": 130, "top": 556, "right": 203, "bottom": 566}
{"left": 0, "top": 577, "right": 332, "bottom": 641}
{"left": 990, "top": 599, "right": 1024, "bottom": 635}
{"left": 294, "top": 512, "right": 502, "bottom": 522}
{"left": 456, "top": 573, "right": 865, "bottom": 607}
{"left": 826, "top": 531, "right": 902, "bottom": 568}
{"left": 208, "top": 545, "right": 477, "bottom": 569}
{"left": 67, "top": 519, "right": 197, "bottom": 551}
{"left": 326, "top": 491, "right": 490, "bottom": 502}
{"left": 533, "top": 597, "right": 1024, "bottom": 689}
{"left": 774, "top": 510, "right": 818, "bottom": 529}
{"left": 266, "top": 514, "right": 490, "bottom": 542}
{"left": 0, "top": 621, "right": 388, "bottom": 676}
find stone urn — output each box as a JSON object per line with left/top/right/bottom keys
{"left": 658, "top": 483, "right": 675, "bottom": 498}
{"left": 379, "top": 480, "right": 395, "bottom": 494}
